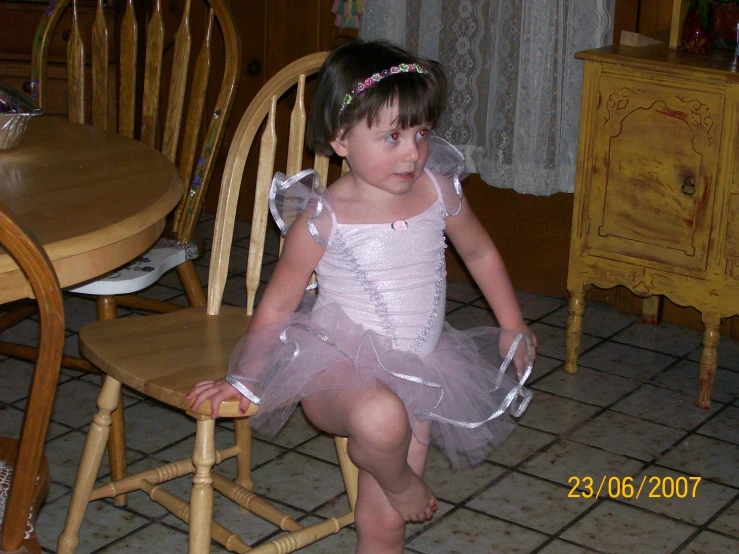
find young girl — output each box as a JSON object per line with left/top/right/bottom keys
{"left": 188, "top": 40, "right": 536, "bottom": 553}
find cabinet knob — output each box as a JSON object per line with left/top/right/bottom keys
{"left": 246, "top": 59, "right": 262, "bottom": 76}
{"left": 682, "top": 177, "right": 697, "bottom": 196}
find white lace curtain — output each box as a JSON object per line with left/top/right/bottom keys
{"left": 360, "top": 0, "right": 615, "bottom": 195}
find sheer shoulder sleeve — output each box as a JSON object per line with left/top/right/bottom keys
{"left": 426, "top": 137, "right": 467, "bottom": 217}
{"left": 269, "top": 169, "right": 336, "bottom": 245}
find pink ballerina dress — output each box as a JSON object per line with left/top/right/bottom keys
{"left": 226, "top": 137, "right": 533, "bottom": 467}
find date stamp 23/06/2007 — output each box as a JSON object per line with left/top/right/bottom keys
{"left": 567, "top": 476, "right": 702, "bottom": 500}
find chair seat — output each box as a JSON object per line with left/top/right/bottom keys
{"left": 69, "top": 238, "right": 200, "bottom": 296}
{"left": 0, "top": 438, "right": 49, "bottom": 554}
{"left": 79, "top": 306, "right": 255, "bottom": 418}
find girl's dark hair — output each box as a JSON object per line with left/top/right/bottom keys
{"left": 308, "top": 40, "right": 447, "bottom": 156}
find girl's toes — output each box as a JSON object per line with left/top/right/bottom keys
{"left": 423, "top": 497, "right": 438, "bottom": 520}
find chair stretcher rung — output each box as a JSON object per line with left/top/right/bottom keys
{"left": 139, "top": 480, "right": 253, "bottom": 553}
{"left": 211, "top": 472, "right": 303, "bottom": 533}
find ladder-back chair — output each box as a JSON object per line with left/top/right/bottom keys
{"left": 0, "top": 202, "right": 65, "bottom": 554}
{"left": 58, "top": 52, "right": 360, "bottom": 554}
{"left": 16, "top": 0, "right": 242, "bottom": 323}
{"left": 0, "top": 0, "right": 241, "bottom": 507}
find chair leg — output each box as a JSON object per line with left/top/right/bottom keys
{"left": 189, "top": 415, "right": 216, "bottom": 554}
{"left": 335, "top": 437, "right": 359, "bottom": 512}
{"left": 234, "top": 418, "right": 254, "bottom": 491}
{"left": 0, "top": 341, "right": 100, "bottom": 373}
{"left": 107, "top": 384, "right": 127, "bottom": 507}
{"left": 97, "top": 295, "right": 128, "bottom": 506}
{"left": 57, "top": 376, "right": 121, "bottom": 554}
{"left": 0, "top": 301, "right": 99, "bottom": 373}
{"left": 177, "top": 261, "right": 206, "bottom": 307}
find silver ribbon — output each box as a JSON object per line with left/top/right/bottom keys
{"left": 226, "top": 375, "right": 262, "bottom": 406}
{"left": 268, "top": 168, "right": 331, "bottom": 247}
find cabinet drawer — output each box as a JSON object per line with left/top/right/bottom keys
{"left": 584, "top": 73, "right": 722, "bottom": 273}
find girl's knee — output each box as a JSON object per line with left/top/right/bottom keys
{"left": 349, "top": 389, "right": 410, "bottom": 449}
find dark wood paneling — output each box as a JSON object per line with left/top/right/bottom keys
{"left": 614, "top": 0, "right": 640, "bottom": 42}
{"left": 638, "top": 0, "right": 675, "bottom": 34}
{"left": 203, "top": 1, "right": 357, "bottom": 219}
{"left": 446, "top": 174, "right": 573, "bottom": 298}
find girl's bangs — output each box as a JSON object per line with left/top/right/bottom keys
{"left": 394, "top": 80, "right": 440, "bottom": 128}
{"left": 360, "top": 74, "right": 442, "bottom": 129}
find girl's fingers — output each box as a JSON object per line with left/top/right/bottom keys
{"left": 210, "top": 390, "right": 234, "bottom": 419}
{"left": 190, "top": 387, "right": 220, "bottom": 411}
{"left": 188, "top": 380, "right": 246, "bottom": 418}
{"left": 190, "top": 393, "right": 208, "bottom": 411}
{"left": 191, "top": 380, "right": 216, "bottom": 389}
{"left": 186, "top": 381, "right": 216, "bottom": 398}
{"left": 188, "top": 387, "right": 214, "bottom": 402}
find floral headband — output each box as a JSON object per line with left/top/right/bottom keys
{"left": 339, "top": 63, "right": 425, "bottom": 115}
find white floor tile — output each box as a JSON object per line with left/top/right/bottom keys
{"left": 561, "top": 501, "right": 696, "bottom": 553}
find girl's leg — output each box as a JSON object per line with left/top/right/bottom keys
{"left": 353, "top": 430, "right": 431, "bottom": 554}
{"left": 302, "top": 383, "right": 436, "bottom": 523}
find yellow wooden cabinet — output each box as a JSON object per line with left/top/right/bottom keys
{"left": 566, "top": 42, "right": 739, "bottom": 408}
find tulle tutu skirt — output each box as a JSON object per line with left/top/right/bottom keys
{"left": 228, "top": 300, "right": 534, "bottom": 468}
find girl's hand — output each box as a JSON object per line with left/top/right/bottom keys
{"left": 499, "top": 326, "right": 537, "bottom": 381}
{"left": 186, "top": 379, "right": 251, "bottom": 419}
{"left": 516, "top": 324, "right": 537, "bottom": 355}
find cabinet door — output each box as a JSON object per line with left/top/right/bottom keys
{"left": 584, "top": 72, "right": 722, "bottom": 273}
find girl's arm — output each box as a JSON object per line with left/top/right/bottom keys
{"left": 248, "top": 210, "right": 326, "bottom": 331}
{"left": 188, "top": 211, "right": 326, "bottom": 417}
{"left": 444, "top": 195, "right": 527, "bottom": 332}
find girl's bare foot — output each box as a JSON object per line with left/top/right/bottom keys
{"left": 382, "top": 472, "right": 438, "bottom": 523}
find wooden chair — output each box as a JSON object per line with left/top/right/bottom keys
{"left": 0, "top": 0, "right": 241, "bottom": 507}
{"left": 0, "top": 202, "right": 65, "bottom": 554}
{"left": 58, "top": 51, "right": 359, "bottom": 554}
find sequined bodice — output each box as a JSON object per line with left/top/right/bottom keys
{"left": 314, "top": 199, "right": 447, "bottom": 357}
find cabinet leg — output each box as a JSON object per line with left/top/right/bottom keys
{"left": 564, "top": 286, "right": 589, "bottom": 374}
{"left": 696, "top": 314, "right": 720, "bottom": 409}
{"left": 641, "top": 296, "right": 662, "bottom": 326}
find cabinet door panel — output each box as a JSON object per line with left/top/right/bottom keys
{"left": 585, "top": 74, "right": 722, "bottom": 273}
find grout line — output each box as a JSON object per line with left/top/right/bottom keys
{"left": 88, "top": 520, "right": 165, "bottom": 554}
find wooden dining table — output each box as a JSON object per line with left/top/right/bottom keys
{"left": 0, "top": 116, "right": 183, "bottom": 303}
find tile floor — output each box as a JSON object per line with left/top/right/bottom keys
{"left": 1, "top": 212, "right": 738, "bottom": 553}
